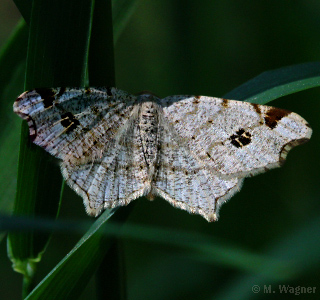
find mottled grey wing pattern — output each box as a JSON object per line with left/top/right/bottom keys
{"left": 61, "top": 107, "right": 149, "bottom": 216}
{"left": 153, "top": 118, "right": 243, "bottom": 221}
{"left": 160, "top": 96, "right": 312, "bottom": 179}
{"left": 14, "top": 87, "right": 149, "bottom": 217}
{"left": 14, "top": 87, "right": 137, "bottom": 164}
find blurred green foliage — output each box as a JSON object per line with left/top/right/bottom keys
{"left": 0, "top": 1, "right": 319, "bottom": 299}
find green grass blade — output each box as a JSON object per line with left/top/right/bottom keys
{"left": 13, "top": 0, "right": 32, "bottom": 24}
{"left": 25, "top": 1, "right": 94, "bottom": 87}
{"left": 87, "top": 2, "right": 129, "bottom": 299}
{"left": 0, "top": 20, "right": 28, "bottom": 222}
{"left": 89, "top": 0, "right": 115, "bottom": 86}
{"left": 0, "top": 213, "right": 302, "bottom": 281}
{"left": 224, "top": 62, "right": 320, "bottom": 103}
{"left": 8, "top": 0, "right": 95, "bottom": 296}
{"left": 0, "top": 19, "right": 28, "bottom": 120}
{"left": 112, "top": 0, "right": 140, "bottom": 43}
{"left": 13, "top": 0, "right": 139, "bottom": 44}
{"left": 24, "top": 209, "right": 116, "bottom": 300}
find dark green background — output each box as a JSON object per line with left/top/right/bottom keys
{"left": 0, "top": 1, "right": 319, "bottom": 299}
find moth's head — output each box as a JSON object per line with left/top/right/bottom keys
{"left": 137, "top": 91, "right": 160, "bottom": 102}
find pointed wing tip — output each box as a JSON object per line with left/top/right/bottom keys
{"left": 85, "top": 205, "right": 103, "bottom": 218}
{"left": 206, "top": 213, "right": 218, "bottom": 222}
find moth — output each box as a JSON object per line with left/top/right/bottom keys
{"left": 14, "top": 87, "right": 312, "bottom": 221}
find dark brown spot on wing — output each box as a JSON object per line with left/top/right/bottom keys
{"left": 222, "top": 98, "right": 229, "bottom": 108}
{"left": 251, "top": 103, "right": 261, "bottom": 115}
{"left": 36, "top": 88, "right": 55, "bottom": 108}
{"left": 230, "top": 128, "right": 252, "bottom": 148}
{"left": 61, "top": 112, "right": 80, "bottom": 133}
{"left": 15, "top": 95, "right": 23, "bottom": 103}
{"left": 25, "top": 115, "right": 37, "bottom": 141}
{"left": 193, "top": 96, "right": 201, "bottom": 104}
{"left": 264, "top": 107, "right": 291, "bottom": 129}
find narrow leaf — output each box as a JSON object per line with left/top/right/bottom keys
{"left": 8, "top": 1, "right": 95, "bottom": 296}
{"left": 112, "top": 0, "right": 140, "bottom": 43}
{"left": 0, "top": 19, "right": 28, "bottom": 224}
{"left": 224, "top": 62, "right": 320, "bottom": 103}
{"left": 25, "top": 210, "right": 116, "bottom": 300}
{"left": 13, "top": 0, "right": 32, "bottom": 24}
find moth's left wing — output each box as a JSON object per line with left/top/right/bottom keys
{"left": 152, "top": 118, "right": 243, "bottom": 222}
{"left": 160, "top": 96, "right": 312, "bottom": 179}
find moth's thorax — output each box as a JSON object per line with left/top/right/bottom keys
{"left": 138, "top": 100, "right": 161, "bottom": 170}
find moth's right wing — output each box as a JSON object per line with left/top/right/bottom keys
{"left": 61, "top": 107, "right": 149, "bottom": 217}
{"left": 14, "top": 87, "right": 138, "bottom": 164}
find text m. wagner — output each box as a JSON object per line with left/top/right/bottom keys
{"left": 264, "top": 285, "right": 316, "bottom": 295}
